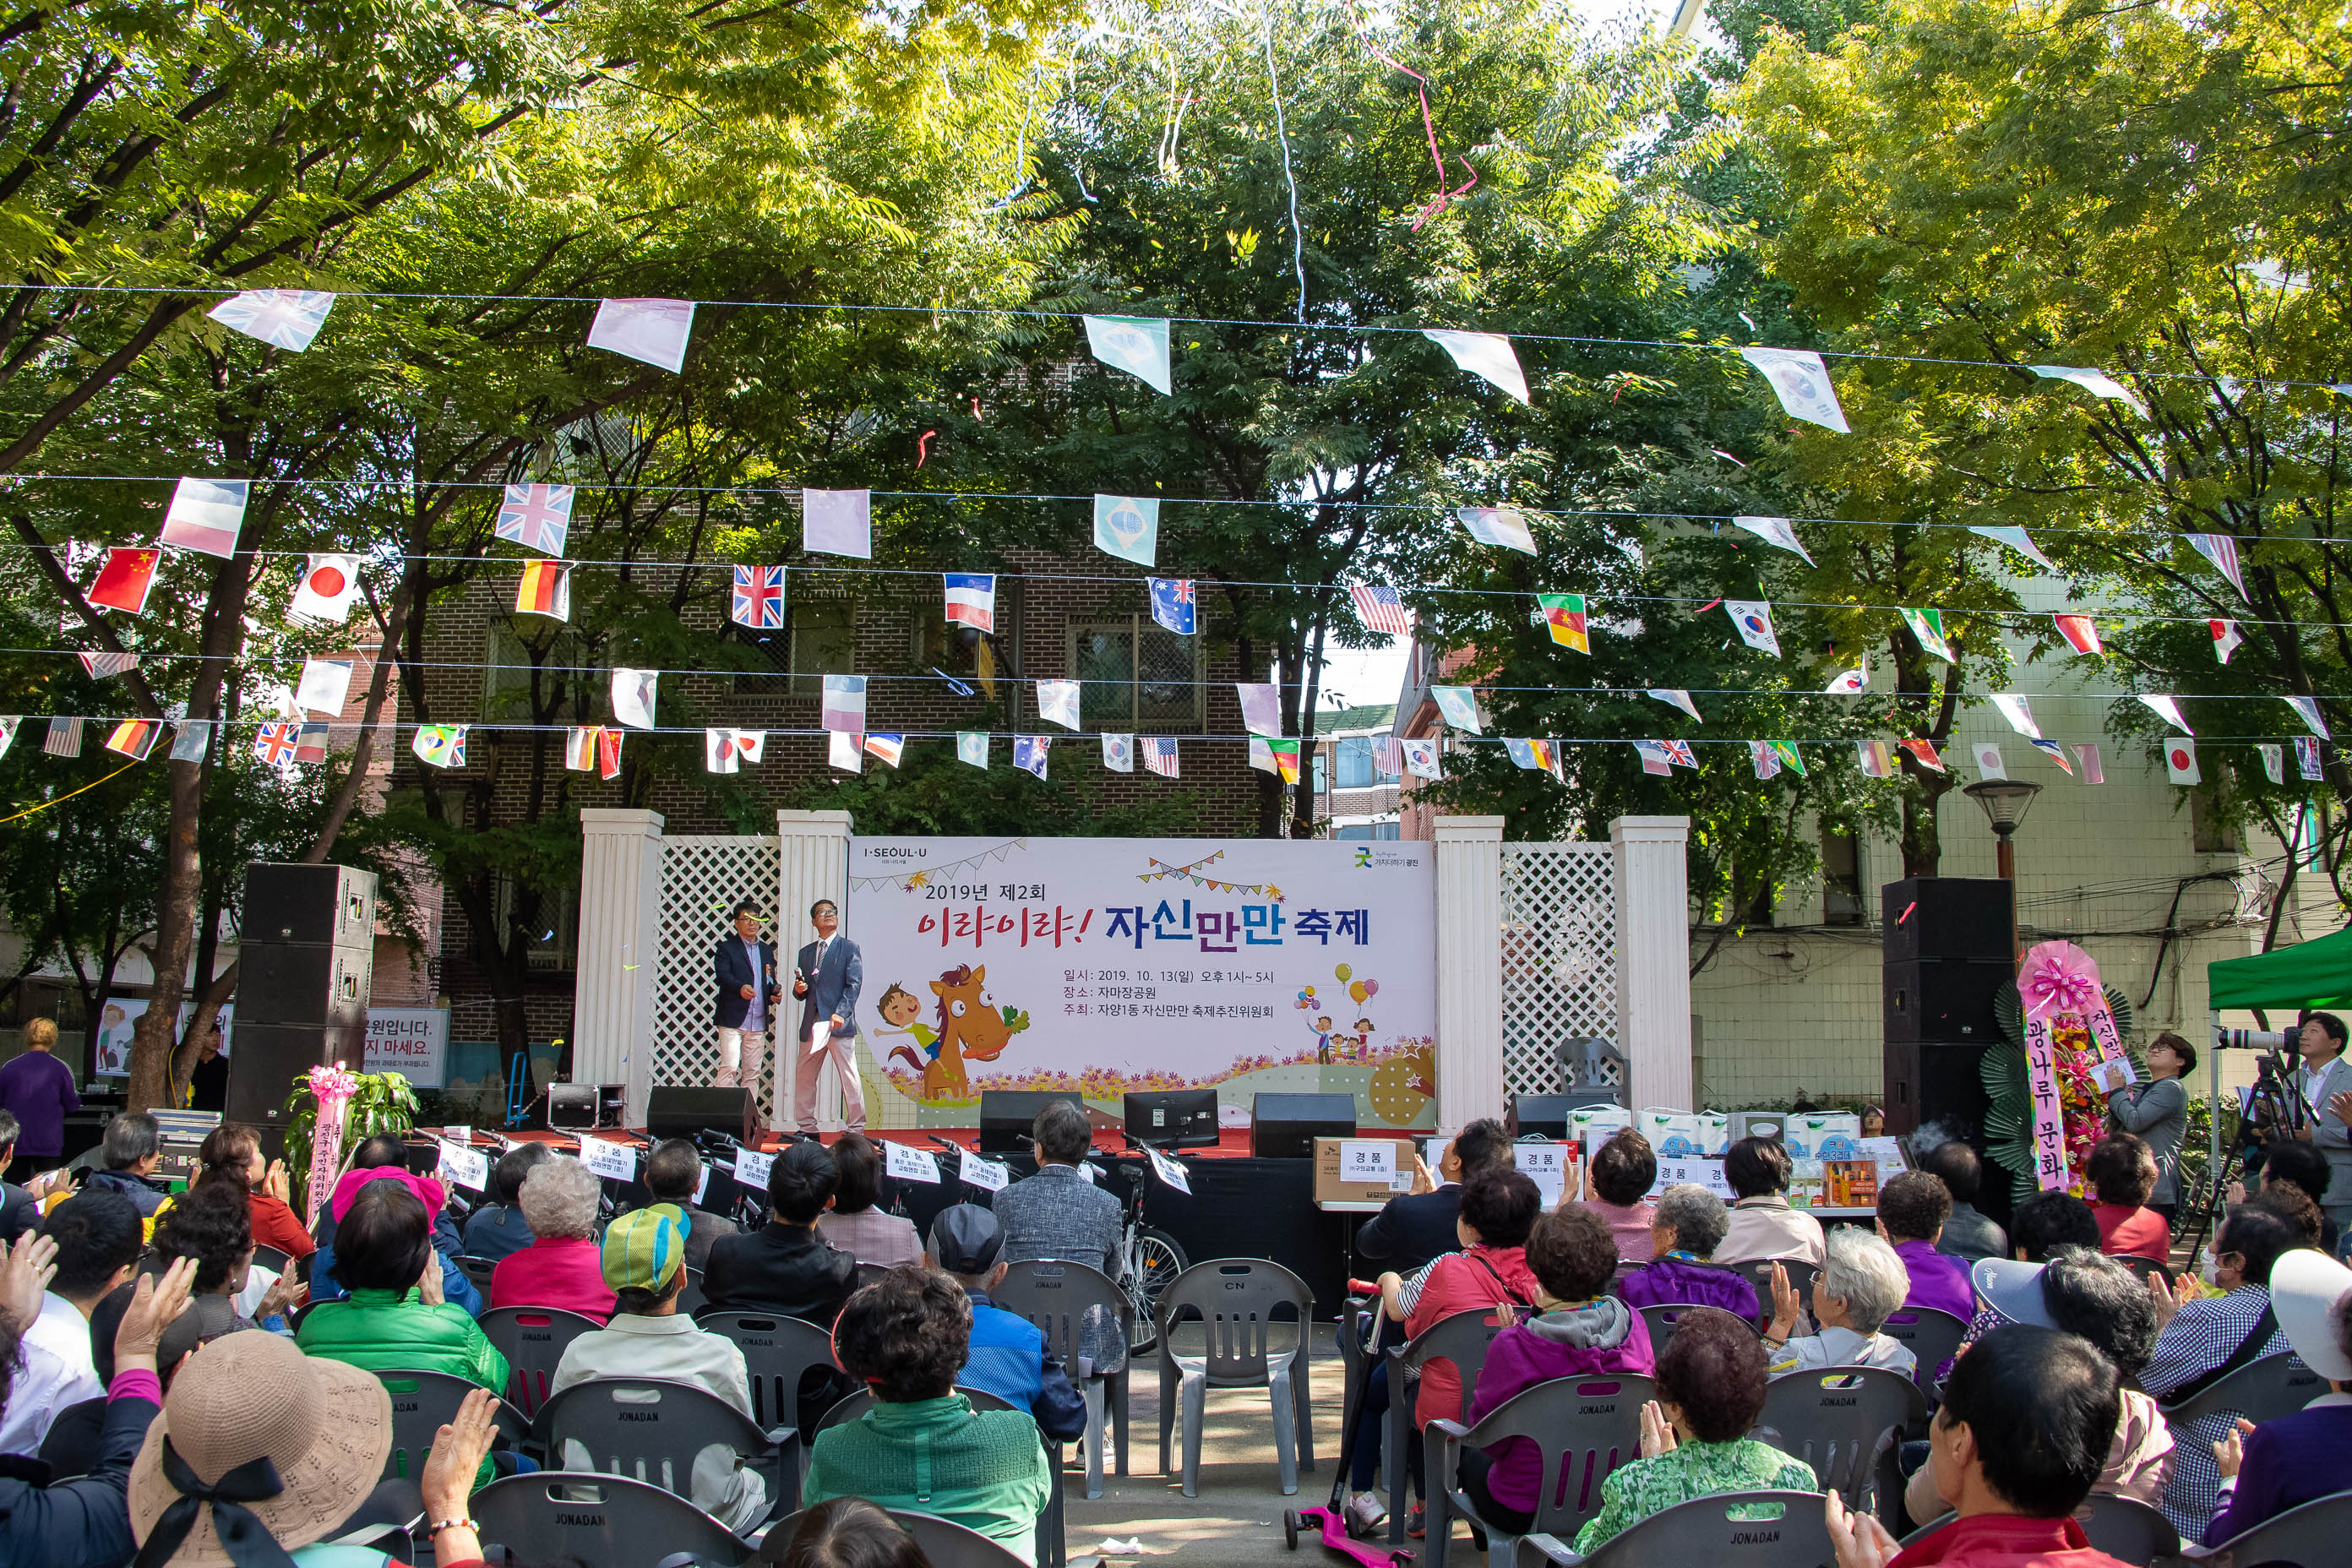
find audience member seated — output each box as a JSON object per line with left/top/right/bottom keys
{"left": 818, "top": 1133, "right": 921, "bottom": 1266}
{"left": 0, "top": 1113, "right": 39, "bottom": 1245}
{"left": 0, "top": 1235, "right": 194, "bottom": 1568}
{"left": 1354, "top": 1118, "right": 1514, "bottom": 1275}
{"left": 637, "top": 1136, "right": 738, "bottom": 1271}
{"left": 804, "top": 1266, "right": 1053, "bottom": 1565}
{"left": 2086, "top": 1133, "right": 2171, "bottom": 1259}
{"left": 2244, "top": 1181, "right": 2324, "bottom": 1250}
{"left": 85, "top": 1112, "right": 169, "bottom": 1220}
{"left": 1932, "top": 1247, "right": 2172, "bottom": 1525}
{"left": 548, "top": 1207, "right": 769, "bottom": 1533}
{"left": 777, "top": 1494, "right": 937, "bottom": 1568}
{"left": 0, "top": 1188, "right": 137, "bottom": 1454}
{"left": 995, "top": 1099, "right": 1128, "bottom": 1375}
{"left": 151, "top": 1180, "right": 302, "bottom": 1362}
{"left": 311, "top": 1132, "right": 410, "bottom": 1251}
{"left": 1960, "top": 1190, "right": 2101, "bottom": 1349}
{"left": 488, "top": 1156, "right": 616, "bottom": 1323}
{"left": 701, "top": 1139, "right": 859, "bottom": 1324}
{"left": 1450, "top": 1205, "right": 1658, "bottom": 1537}
{"left": 313, "top": 1158, "right": 482, "bottom": 1316}
{"left": 1764, "top": 1228, "right": 1917, "bottom": 1378}
{"left": 924, "top": 1204, "right": 1087, "bottom": 1442}
{"left": 2203, "top": 1248, "right": 2352, "bottom": 1544}
{"left": 2233, "top": 1139, "right": 2339, "bottom": 1254}
{"left": 1918, "top": 1139, "right": 2008, "bottom": 1265}
{"left": 1824, "top": 1325, "right": 2135, "bottom": 1568}
{"left": 1877, "top": 1170, "right": 1975, "bottom": 1320}
{"left": 1577, "top": 1130, "right": 1658, "bottom": 1263}
{"left": 2140, "top": 1200, "right": 2297, "bottom": 1537}
{"left": 193, "top": 1120, "right": 317, "bottom": 1261}
{"left": 1714, "top": 1137, "right": 1827, "bottom": 1267}
{"left": 461, "top": 1141, "right": 550, "bottom": 1262}
{"left": 1616, "top": 1183, "right": 1760, "bottom": 1319}
{"left": 297, "top": 1179, "right": 510, "bottom": 1393}
{"left": 1571, "top": 1305, "right": 1816, "bottom": 1553}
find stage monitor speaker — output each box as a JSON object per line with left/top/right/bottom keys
{"left": 242, "top": 862, "right": 378, "bottom": 948}
{"left": 547, "top": 1083, "right": 600, "bottom": 1133}
{"left": 226, "top": 1022, "right": 365, "bottom": 1156}
{"left": 1512, "top": 1092, "right": 1617, "bottom": 1140}
{"left": 1880, "top": 878, "right": 2013, "bottom": 963}
{"left": 237, "top": 942, "right": 373, "bottom": 1029}
{"left": 1250, "top": 1092, "right": 1356, "bottom": 1158}
{"left": 1124, "top": 1090, "right": 1218, "bottom": 1148}
{"left": 979, "top": 1091, "right": 1085, "bottom": 1154}
{"left": 1882, "top": 1039, "right": 1992, "bottom": 1139}
{"left": 598, "top": 1083, "right": 628, "bottom": 1129}
{"left": 1884, "top": 958, "right": 2008, "bottom": 1042}
{"left": 645, "top": 1086, "right": 755, "bottom": 1147}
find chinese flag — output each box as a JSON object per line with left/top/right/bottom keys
{"left": 90, "top": 547, "right": 162, "bottom": 615}
{"left": 2053, "top": 613, "right": 2102, "bottom": 656}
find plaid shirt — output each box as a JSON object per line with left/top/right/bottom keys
{"left": 994, "top": 1163, "right": 1122, "bottom": 1277}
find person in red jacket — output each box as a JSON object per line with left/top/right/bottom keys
{"left": 192, "top": 1120, "right": 317, "bottom": 1260}
{"left": 1825, "top": 1324, "right": 2134, "bottom": 1568}
{"left": 2083, "top": 1134, "right": 2170, "bottom": 1259}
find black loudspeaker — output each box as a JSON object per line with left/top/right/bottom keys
{"left": 979, "top": 1091, "right": 1084, "bottom": 1154}
{"left": 1880, "top": 878, "right": 2013, "bottom": 963}
{"left": 547, "top": 1083, "right": 600, "bottom": 1132}
{"left": 1250, "top": 1092, "right": 1357, "bottom": 1158}
{"left": 242, "top": 863, "right": 378, "bottom": 946}
{"left": 224, "top": 1022, "right": 365, "bottom": 1155}
{"left": 1882, "top": 1041, "right": 1991, "bottom": 1138}
{"left": 598, "top": 1083, "right": 627, "bottom": 1129}
{"left": 1512, "top": 1092, "right": 1618, "bottom": 1139}
{"left": 645, "top": 1086, "right": 755, "bottom": 1146}
{"left": 238, "top": 943, "right": 373, "bottom": 1030}
{"left": 1884, "top": 959, "right": 2009, "bottom": 1042}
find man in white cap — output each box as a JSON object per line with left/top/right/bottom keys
{"left": 2202, "top": 1248, "right": 2352, "bottom": 1544}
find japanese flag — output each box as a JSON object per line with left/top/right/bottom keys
{"left": 2164, "top": 737, "right": 2200, "bottom": 785}
{"left": 1972, "top": 743, "right": 2007, "bottom": 780}
{"left": 291, "top": 555, "right": 362, "bottom": 623}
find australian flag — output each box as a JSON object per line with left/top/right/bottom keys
{"left": 1148, "top": 576, "right": 1195, "bottom": 636}
{"left": 732, "top": 564, "right": 786, "bottom": 629}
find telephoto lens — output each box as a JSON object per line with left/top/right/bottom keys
{"left": 2215, "top": 1026, "right": 2297, "bottom": 1051}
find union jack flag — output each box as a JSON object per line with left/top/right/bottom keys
{"left": 1142, "top": 738, "right": 1180, "bottom": 778}
{"left": 1349, "top": 583, "right": 1413, "bottom": 637}
{"left": 496, "top": 483, "right": 574, "bottom": 556}
{"left": 253, "top": 721, "right": 300, "bottom": 768}
{"left": 732, "top": 564, "right": 786, "bottom": 629}
{"left": 1661, "top": 739, "right": 1698, "bottom": 769}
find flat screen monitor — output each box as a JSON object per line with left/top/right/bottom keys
{"left": 978, "top": 1090, "right": 1086, "bottom": 1154}
{"left": 1124, "top": 1089, "right": 1219, "bottom": 1149}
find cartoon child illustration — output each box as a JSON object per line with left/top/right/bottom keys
{"left": 873, "top": 983, "right": 940, "bottom": 1077}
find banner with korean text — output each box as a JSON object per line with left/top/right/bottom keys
{"left": 847, "top": 837, "right": 1438, "bottom": 1127}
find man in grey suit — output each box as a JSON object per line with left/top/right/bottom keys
{"left": 2108, "top": 1031, "right": 2192, "bottom": 1223}
{"left": 2294, "top": 1010, "right": 2352, "bottom": 1239}
{"left": 792, "top": 896, "right": 865, "bottom": 1133}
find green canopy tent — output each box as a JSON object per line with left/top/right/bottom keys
{"left": 2208, "top": 927, "right": 2352, "bottom": 1011}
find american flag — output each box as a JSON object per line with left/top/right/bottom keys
{"left": 42, "top": 717, "right": 82, "bottom": 757}
{"left": 253, "top": 721, "right": 300, "bottom": 768}
{"left": 496, "top": 483, "right": 574, "bottom": 556}
{"left": 1349, "top": 584, "right": 1413, "bottom": 637}
{"left": 1373, "top": 736, "right": 1403, "bottom": 776}
{"left": 732, "top": 564, "right": 786, "bottom": 629}
{"left": 1142, "top": 738, "right": 1179, "bottom": 778}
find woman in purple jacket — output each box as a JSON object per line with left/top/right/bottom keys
{"left": 1457, "top": 1204, "right": 1656, "bottom": 1533}
{"left": 1615, "top": 1183, "right": 1761, "bottom": 1320}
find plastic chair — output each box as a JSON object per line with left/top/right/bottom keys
{"left": 2187, "top": 1488, "right": 2352, "bottom": 1565}
{"left": 1154, "top": 1257, "right": 1315, "bottom": 1498}
{"left": 2158, "top": 1351, "right": 2326, "bottom": 1429}
{"left": 989, "top": 1257, "right": 1132, "bottom": 1498}
{"left": 1515, "top": 1489, "right": 1836, "bottom": 1568}
{"left": 1878, "top": 1306, "right": 1969, "bottom": 1394}
{"left": 759, "top": 1507, "right": 1032, "bottom": 1568}
{"left": 1426, "top": 1372, "right": 1653, "bottom": 1568}
{"left": 1632, "top": 1303, "right": 1710, "bottom": 1358}
{"left": 811, "top": 1388, "right": 1065, "bottom": 1568}
{"left": 534, "top": 1375, "right": 798, "bottom": 1522}
{"left": 2112, "top": 1254, "right": 2176, "bottom": 1291}
{"left": 703, "top": 1311, "right": 841, "bottom": 1439}
{"left": 1734, "top": 1257, "right": 1818, "bottom": 1326}
{"left": 479, "top": 1305, "right": 603, "bottom": 1420}
{"left": 2076, "top": 1493, "right": 2179, "bottom": 1565}
{"left": 679, "top": 1265, "right": 708, "bottom": 1317}
{"left": 855, "top": 1260, "right": 893, "bottom": 1289}
{"left": 1750, "top": 1366, "right": 1925, "bottom": 1511}
{"left": 455, "top": 1255, "right": 498, "bottom": 1295}
{"left": 1385, "top": 1307, "right": 1513, "bottom": 1544}
{"left": 374, "top": 1368, "right": 531, "bottom": 1482}
{"left": 472, "top": 1471, "right": 753, "bottom": 1565}
{"left": 252, "top": 1244, "right": 293, "bottom": 1275}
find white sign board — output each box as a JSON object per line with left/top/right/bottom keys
{"left": 732, "top": 1147, "right": 775, "bottom": 1190}
{"left": 884, "top": 1141, "right": 940, "bottom": 1184}
{"left": 575, "top": 1132, "right": 638, "bottom": 1183}
{"left": 437, "top": 1139, "right": 489, "bottom": 1192}
{"left": 1338, "top": 1140, "right": 1397, "bottom": 1185}
{"left": 364, "top": 1007, "right": 450, "bottom": 1087}
{"left": 958, "top": 1149, "right": 1011, "bottom": 1191}
{"left": 1146, "top": 1145, "right": 1193, "bottom": 1195}
{"left": 1651, "top": 1156, "right": 1733, "bottom": 1200}
{"left": 1515, "top": 1141, "right": 1577, "bottom": 1207}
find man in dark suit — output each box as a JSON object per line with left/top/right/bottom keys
{"left": 1354, "top": 1116, "right": 1514, "bottom": 1273}
{"left": 698, "top": 1140, "right": 857, "bottom": 1432}
{"left": 791, "top": 896, "right": 864, "bottom": 1134}
{"left": 714, "top": 898, "right": 781, "bottom": 1095}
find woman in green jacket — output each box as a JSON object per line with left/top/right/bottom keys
{"left": 297, "top": 1178, "right": 509, "bottom": 1391}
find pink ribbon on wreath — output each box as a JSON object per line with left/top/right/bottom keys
{"left": 2020, "top": 939, "right": 2102, "bottom": 1021}
{"left": 302, "top": 1064, "right": 362, "bottom": 1223}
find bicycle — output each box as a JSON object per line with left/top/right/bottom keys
{"left": 1104, "top": 1141, "right": 1190, "bottom": 1356}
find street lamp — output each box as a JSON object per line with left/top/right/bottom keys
{"left": 1963, "top": 778, "right": 2044, "bottom": 881}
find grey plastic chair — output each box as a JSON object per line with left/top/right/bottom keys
{"left": 373, "top": 1368, "right": 531, "bottom": 1483}
{"left": 812, "top": 1388, "right": 1065, "bottom": 1568}
{"left": 454, "top": 1255, "right": 498, "bottom": 1294}
{"left": 473, "top": 1471, "right": 753, "bottom": 1565}
{"left": 2189, "top": 1488, "right": 2352, "bottom": 1566}
{"left": 1426, "top": 1372, "right": 1655, "bottom": 1568}
{"left": 1734, "top": 1257, "right": 1818, "bottom": 1326}
{"left": 2111, "top": 1253, "right": 2176, "bottom": 1292}
{"left": 1385, "top": 1307, "right": 1514, "bottom": 1544}
{"left": 760, "top": 1506, "right": 1032, "bottom": 1568}
{"left": 534, "top": 1375, "right": 798, "bottom": 1522}
{"left": 478, "top": 1305, "right": 603, "bottom": 1420}
{"left": 2075, "top": 1493, "right": 2179, "bottom": 1565}
{"left": 1877, "top": 1306, "right": 1968, "bottom": 1395}
{"left": 1750, "top": 1365, "right": 1925, "bottom": 1511}
{"left": 1515, "top": 1489, "right": 1836, "bottom": 1568}
{"left": 988, "top": 1257, "right": 1132, "bottom": 1498}
{"left": 1632, "top": 1303, "right": 1710, "bottom": 1359}
{"left": 1154, "top": 1257, "right": 1316, "bottom": 1498}
{"left": 702, "top": 1310, "right": 841, "bottom": 1440}
{"left": 2158, "top": 1351, "right": 2326, "bottom": 1429}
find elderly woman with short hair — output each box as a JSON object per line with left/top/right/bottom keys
{"left": 1614, "top": 1184, "right": 1761, "bottom": 1320}
{"left": 488, "top": 1156, "right": 616, "bottom": 1323}
{"left": 1762, "top": 1226, "right": 1916, "bottom": 1377}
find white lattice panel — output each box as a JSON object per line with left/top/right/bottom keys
{"left": 1500, "top": 842, "right": 1620, "bottom": 1101}
{"left": 654, "top": 836, "right": 781, "bottom": 1119}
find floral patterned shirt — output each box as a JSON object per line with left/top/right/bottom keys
{"left": 1570, "top": 1437, "right": 1816, "bottom": 1553}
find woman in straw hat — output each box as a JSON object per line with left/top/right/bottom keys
{"left": 2202, "top": 1246, "right": 2352, "bottom": 1544}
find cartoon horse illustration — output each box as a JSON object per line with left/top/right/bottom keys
{"left": 923, "top": 964, "right": 1018, "bottom": 1099}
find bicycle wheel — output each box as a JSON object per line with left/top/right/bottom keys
{"left": 1125, "top": 1227, "right": 1187, "bottom": 1354}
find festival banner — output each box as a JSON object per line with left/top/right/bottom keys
{"left": 846, "top": 836, "right": 1437, "bottom": 1127}
{"left": 2020, "top": 1012, "right": 2070, "bottom": 1193}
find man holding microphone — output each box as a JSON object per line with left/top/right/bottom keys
{"left": 714, "top": 899, "right": 781, "bottom": 1097}
{"left": 793, "top": 897, "right": 865, "bottom": 1134}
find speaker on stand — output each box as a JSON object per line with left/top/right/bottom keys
{"left": 230, "top": 863, "right": 378, "bottom": 1159}
{"left": 1881, "top": 876, "right": 2016, "bottom": 1232}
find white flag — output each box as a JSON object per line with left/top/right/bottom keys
{"left": 2260, "top": 743, "right": 2284, "bottom": 785}
{"left": 803, "top": 488, "right": 872, "bottom": 559}
{"left": 1036, "top": 679, "right": 1081, "bottom": 731}
{"left": 828, "top": 729, "right": 862, "bottom": 773}
{"left": 1740, "top": 347, "right": 1848, "bottom": 433}
{"left": 294, "top": 658, "right": 354, "bottom": 718}
{"left": 160, "top": 477, "right": 249, "bottom": 558}
{"left": 704, "top": 728, "right": 765, "bottom": 774}
{"left": 957, "top": 732, "right": 990, "bottom": 769}
{"left": 1972, "top": 743, "right": 2007, "bottom": 780}
{"left": 2212, "top": 619, "right": 2244, "bottom": 663}
{"left": 1083, "top": 315, "right": 1172, "bottom": 395}
{"left": 208, "top": 289, "right": 335, "bottom": 352}
{"left": 1824, "top": 662, "right": 1869, "bottom": 694}
{"left": 587, "top": 297, "right": 696, "bottom": 373}
{"left": 170, "top": 719, "right": 210, "bottom": 764}
{"left": 1422, "top": 329, "right": 1530, "bottom": 404}
{"left": 1647, "top": 688, "right": 1701, "bottom": 721}
{"left": 1733, "top": 514, "right": 1816, "bottom": 567}
{"left": 2138, "top": 694, "right": 2192, "bottom": 734}
{"left": 820, "top": 673, "right": 867, "bottom": 733}
{"left": 2030, "top": 364, "right": 2146, "bottom": 418}
{"left": 1402, "top": 738, "right": 1441, "bottom": 779}
{"left": 1455, "top": 506, "right": 1538, "bottom": 556}
{"left": 610, "top": 667, "right": 659, "bottom": 730}
{"left": 1988, "top": 694, "right": 2040, "bottom": 738}
{"left": 1967, "top": 525, "right": 2056, "bottom": 573}
{"left": 2286, "top": 694, "right": 2330, "bottom": 738}
{"left": 1236, "top": 683, "right": 1284, "bottom": 737}
{"left": 1102, "top": 732, "right": 1134, "bottom": 772}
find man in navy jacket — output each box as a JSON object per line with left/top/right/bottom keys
{"left": 791, "top": 897, "right": 863, "bottom": 1133}
{"left": 715, "top": 899, "right": 781, "bottom": 1097}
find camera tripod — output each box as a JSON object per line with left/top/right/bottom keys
{"left": 2180, "top": 1043, "right": 2317, "bottom": 1264}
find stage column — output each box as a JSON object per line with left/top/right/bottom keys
{"left": 776, "top": 808, "right": 855, "bottom": 1134}
{"left": 575, "top": 807, "right": 665, "bottom": 1127}
{"left": 1435, "top": 814, "right": 1506, "bottom": 1135}
{"left": 1612, "top": 814, "right": 1693, "bottom": 1109}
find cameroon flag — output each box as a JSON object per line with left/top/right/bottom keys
{"left": 1536, "top": 591, "right": 1588, "bottom": 652}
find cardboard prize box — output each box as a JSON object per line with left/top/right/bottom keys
{"left": 1315, "top": 1135, "right": 1414, "bottom": 1203}
{"left": 1785, "top": 1113, "right": 1863, "bottom": 1161}
{"left": 1636, "top": 1108, "right": 1709, "bottom": 1159}
{"left": 1571, "top": 1103, "right": 1635, "bottom": 1156}
{"left": 1824, "top": 1159, "right": 1880, "bottom": 1208}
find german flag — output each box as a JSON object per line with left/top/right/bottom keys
{"left": 514, "top": 560, "right": 571, "bottom": 620}
{"left": 105, "top": 717, "right": 162, "bottom": 760}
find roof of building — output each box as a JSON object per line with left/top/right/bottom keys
{"left": 1313, "top": 702, "right": 1397, "bottom": 737}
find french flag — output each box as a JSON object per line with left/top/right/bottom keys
{"left": 944, "top": 573, "right": 995, "bottom": 632}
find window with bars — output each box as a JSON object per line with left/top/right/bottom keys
{"left": 1070, "top": 617, "right": 1200, "bottom": 729}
